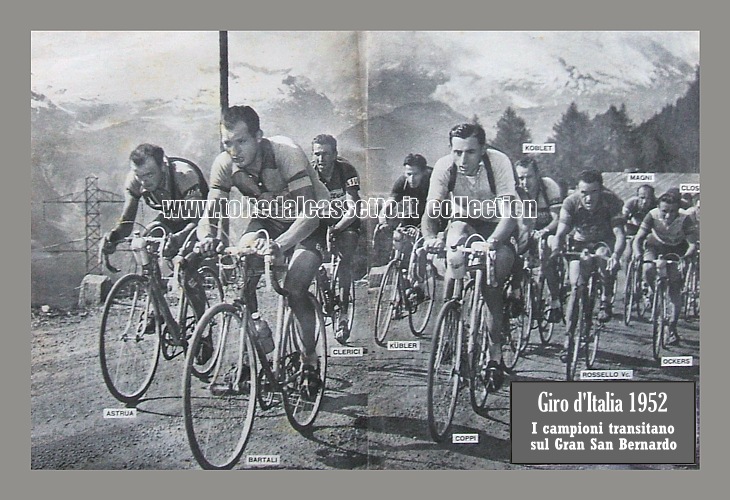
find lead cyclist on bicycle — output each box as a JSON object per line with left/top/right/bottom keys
{"left": 197, "top": 105, "right": 330, "bottom": 399}
{"left": 422, "top": 122, "right": 519, "bottom": 390}
{"left": 632, "top": 190, "right": 698, "bottom": 344}
{"left": 551, "top": 169, "right": 626, "bottom": 360}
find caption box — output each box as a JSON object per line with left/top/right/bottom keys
{"left": 511, "top": 381, "right": 695, "bottom": 464}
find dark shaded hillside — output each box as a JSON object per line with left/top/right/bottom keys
{"left": 634, "top": 70, "right": 699, "bottom": 173}
{"left": 338, "top": 101, "right": 468, "bottom": 193}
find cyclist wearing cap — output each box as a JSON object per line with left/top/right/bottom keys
{"left": 311, "top": 133, "right": 362, "bottom": 344}
{"left": 422, "top": 122, "right": 519, "bottom": 390}
{"left": 197, "top": 105, "right": 329, "bottom": 398}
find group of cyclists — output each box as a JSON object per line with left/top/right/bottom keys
{"left": 101, "top": 106, "right": 699, "bottom": 414}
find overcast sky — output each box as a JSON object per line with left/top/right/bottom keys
{"left": 31, "top": 31, "right": 699, "bottom": 121}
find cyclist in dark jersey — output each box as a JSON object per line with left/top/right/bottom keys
{"left": 378, "top": 153, "right": 432, "bottom": 228}
{"left": 101, "top": 143, "right": 208, "bottom": 318}
{"left": 551, "top": 170, "right": 626, "bottom": 359}
{"left": 311, "top": 134, "right": 361, "bottom": 344}
{"left": 377, "top": 153, "right": 433, "bottom": 305}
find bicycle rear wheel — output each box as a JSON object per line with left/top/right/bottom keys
{"left": 427, "top": 300, "right": 463, "bottom": 442}
{"left": 408, "top": 261, "right": 437, "bottom": 337}
{"left": 99, "top": 274, "right": 161, "bottom": 404}
{"left": 282, "top": 292, "right": 328, "bottom": 432}
{"left": 652, "top": 284, "right": 668, "bottom": 361}
{"left": 374, "top": 260, "right": 401, "bottom": 346}
{"left": 183, "top": 303, "right": 256, "bottom": 470}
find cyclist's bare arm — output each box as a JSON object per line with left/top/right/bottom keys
{"left": 378, "top": 196, "right": 397, "bottom": 225}
{"left": 489, "top": 195, "right": 518, "bottom": 244}
{"left": 196, "top": 187, "right": 227, "bottom": 241}
{"left": 333, "top": 187, "right": 360, "bottom": 233}
{"left": 108, "top": 191, "right": 140, "bottom": 240}
{"left": 632, "top": 225, "right": 650, "bottom": 257}
{"left": 611, "top": 225, "right": 626, "bottom": 261}
{"left": 275, "top": 184, "right": 319, "bottom": 251}
{"left": 422, "top": 199, "right": 443, "bottom": 241}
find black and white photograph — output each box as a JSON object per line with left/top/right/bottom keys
{"left": 31, "top": 31, "right": 700, "bottom": 470}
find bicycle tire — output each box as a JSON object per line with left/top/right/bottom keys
{"left": 427, "top": 300, "right": 463, "bottom": 442}
{"left": 537, "top": 276, "right": 555, "bottom": 345}
{"left": 199, "top": 265, "right": 225, "bottom": 306}
{"left": 282, "top": 292, "right": 328, "bottom": 432}
{"left": 99, "top": 274, "right": 161, "bottom": 404}
{"left": 652, "top": 282, "right": 667, "bottom": 361}
{"left": 623, "top": 260, "right": 636, "bottom": 326}
{"left": 502, "top": 286, "right": 524, "bottom": 371}
{"left": 519, "top": 271, "right": 534, "bottom": 354}
{"left": 183, "top": 303, "right": 257, "bottom": 470}
{"left": 636, "top": 264, "right": 650, "bottom": 321}
{"left": 469, "top": 297, "right": 491, "bottom": 415}
{"left": 585, "top": 278, "right": 600, "bottom": 369}
{"left": 374, "top": 260, "right": 401, "bottom": 346}
{"left": 332, "top": 260, "right": 356, "bottom": 342}
{"left": 565, "top": 285, "right": 585, "bottom": 381}
{"left": 408, "top": 261, "right": 437, "bottom": 337}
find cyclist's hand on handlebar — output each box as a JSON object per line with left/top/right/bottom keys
{"left": 101, "top": 232, "right": 119, "bottom": 256}
{"left": 198, "top": 236, "right": 224, "bottom": 257}
{"left": 162, "top": 233, "right": 182, "bottom": 259}
{"left": 423, "top": 237, "right": 445, "bottom": 254}
{"left": 606, "top": 253, "right": 620, "bottom": 273}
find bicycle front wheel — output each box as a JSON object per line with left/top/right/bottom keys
{"left": 623, "top": 261, "right": 636, "bottom": 326}
{"left": 408, "top": 261, "right": 437, "bottom": 337}
{"left": 281, "top": 292, "right": 328, "bottom": 432}
{"left": 565, "top": 286, "right": 586, "bottom": 381}
{"left": 585, "top": 278, "right": 601, "bottom": 369}
{"left": 537, "top": 276, "right": 555, "bottom": 345}
{"left": 469, "top": 298, "right": 491, "bottom": 415}
{"left": 332, "top": 260, "right": 356, "bottom": 336}
{"left": 99, "top": 274, "right": 161, "bottom": 404}
{"left": 374, "top": 260, "right": 400, "bottom": 346}
{"left": 652, "top": 284, "right": 668, "bottom": 361}
{"left": 183, "top": 303, "right": 257, "bottom": 470}
{"left": 427, "top": 300, "right": 463, "bottom": 442}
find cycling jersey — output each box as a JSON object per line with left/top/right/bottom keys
{"left": 208, "top": 136, "right": 330, "bottom": 225}
{"left": 639, "top": 208, "right": 697, "bottom": 247}
{"left": 427, "top": 149, "right": 519, "bottom": 222}
{"left": 389, "top": 170, "right": 432, "bottom": 226}
{"left": 623, "top": 195, "right": 657, "bottom": 232}
{"left": 559, "top": 189, "right": 624, "bottom": 243}
{"left": 125, "top": 157, "right": 205, "bottom": 210}
{"left": 316, "top": 158, "right": 361, "bottom": 229}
